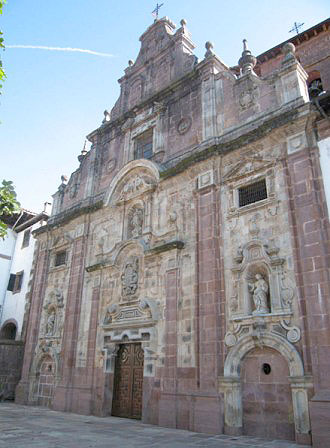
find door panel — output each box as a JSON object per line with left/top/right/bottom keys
{"left": 112, "top": 343, "right": 144, "bottom": 419}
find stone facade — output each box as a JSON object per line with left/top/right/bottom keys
{"left": 17, "top": 18, "right": 330, "bottom": 446}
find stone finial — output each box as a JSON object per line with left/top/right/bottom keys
{"left": 180, "top": 19, "right": 187, "bottom": 27}
{"left": 128, "top": 59, "right": 134, "bottom": 67}
{"left": 81, "top": 140, "right": 87, "bottom": 156}
{"left": 282, "top": 42, "right": 297, "bottom": 64}
{"left": 103, "top": 109, "right": 110, "bottom": 123}
{"left": 60, "top": 175, "right": 68, "bottom": 184}
{"left": 78, "top": 141, "right": 88, "bottom": 163}
{"left": 205, "top": 41, "right": 215, "bottom": 58}
{"left": 238, "top": 39, "right": 257, "bottom": 75}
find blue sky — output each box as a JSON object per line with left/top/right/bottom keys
{"left": 0, "top": 1, "right": 329, "bottom": 213}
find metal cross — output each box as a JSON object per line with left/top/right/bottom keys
{"left": 152, "top": 3, "right": 164, "bottom": 20}
{"left": 289, "top": 22, "right": 304, "bottom": 35}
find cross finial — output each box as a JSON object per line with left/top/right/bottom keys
{"left": 152, "top": 3, "right": 164, "bottom": 20}
{"left": 289, "top": 22, "right": 304, "bottom": 35}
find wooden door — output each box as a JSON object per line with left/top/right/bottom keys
{"left": 112, "top": 343, "right": 144, "bottom": 419}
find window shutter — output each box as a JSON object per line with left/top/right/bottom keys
{"left": 7, "top": 274, "right": 16, "bottom": 291}
{"left": 17, "top": 271, "right": 24, "bottom": 290}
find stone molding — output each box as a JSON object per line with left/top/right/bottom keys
{"left": 220, "top": 332, "right": 311, "bottom": 438}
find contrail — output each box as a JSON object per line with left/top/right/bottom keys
{"left": 6, "top": 45, "right": 114, "bottom": 58}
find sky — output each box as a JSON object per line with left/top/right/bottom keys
{"left": 0, "top": 0, "right": 329, "bottom": 213}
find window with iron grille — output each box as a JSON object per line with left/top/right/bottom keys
{"left": 55, "top": 251, "right": 66, "bottom": 267}
{"left": 22, "top": 229, "right": 31, "bottom": 248}
{"left": 238, "top": 179, "right": 267, "bottom": 207}
{"left": 134, "top": 129, "right": 153, "bottom": 160}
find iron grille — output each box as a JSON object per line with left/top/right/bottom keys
{"left": 55, "top": 251, "right": 66, "bottom": 267}
{"left": 238, "top": 179, "right": 267, "bottom": 207}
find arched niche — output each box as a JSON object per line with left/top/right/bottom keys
{"left": 231, "top": 239, "right": 290, "bottom": 318}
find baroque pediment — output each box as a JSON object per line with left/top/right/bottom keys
{"left": 223, "top": 156, "right": 274, "bottom": 182}
{"left": 102, "top": 298, "right": 159, "bottom": 329}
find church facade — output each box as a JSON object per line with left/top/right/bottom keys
{"left": 17, "top": 18, "right": 330, "bottom": 446}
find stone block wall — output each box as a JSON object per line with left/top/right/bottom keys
{"left": 0, "top": 340, "right": 24, "bottom": 400}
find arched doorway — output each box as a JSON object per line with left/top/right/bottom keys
{"left": 34, "top": 355, "right": 56, "bottom": 407}
{"left": 0, "top": 322, "right": 17, "bottom": 340}
{"left": 242, "top": 347, "right": 294, "bottom": 440}
{"left": 220, "top": 332, "right": 312, "bottom": 443}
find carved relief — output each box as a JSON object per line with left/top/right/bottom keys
{"left": 230, "top": 239, "right": 293, "bottom": 318}
{"left": 121, "top": 257, "right": 139, "bottom": 299}
{"left": 41, "top": 284, "right": 65, "bottom": 339}
{"left": 225, "top": 237, "right": 301, "bottom": 351}
{"left": 107, "top": 159, "right": 117, "bottom": 173}
{"left": 46, "top": 309, "right": 56, "bottom": 336}
{"left": 119, "top": 176, "right": 154, "bottom": 202}
{"left": 177, "top": 117, "right": 192, "bottom": 135}
{"left": 103, "top": 298, "right": 159, "bottom": 328}
{"left": 127, "top": 206, "right": 144, "bottom": 239}
{"left": 239, "top": 86, "right": 259, "bottom": 110}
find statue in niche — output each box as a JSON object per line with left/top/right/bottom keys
{"left": 121, "top": 258, "right": 139, "bottom": 298}
{"left": 128, "top": 208, "right": 143, "bottom": 239}
{"left": 54, "top": 284, "right": 64, "bottom": 307}
{"left": 249, "top": 274, "right": 269, "bottom": 314}
{"left": 46, "top": 309, "right": 56, "bottom": 336}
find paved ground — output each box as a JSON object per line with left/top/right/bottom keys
{"left": 0, "top": 403, "right": 308, "bottom": 448}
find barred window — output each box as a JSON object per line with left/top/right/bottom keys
{"left": 238, "top": 179, "right": 267, "bottom": 207}
{"left": 55, "top": 251, "right": 66, "bottom": 267}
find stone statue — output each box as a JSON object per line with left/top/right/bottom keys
{"left": 129, "top": 208, "right": 143, "bottom": 238}
{"left": 249, "top": 273, "right": 269, "bottom": 314}
{"left": 46, "top": 310, "right": 56, "bottom": 336}
{"left": 54, "top": 287, "right": 64, "bottom": 307}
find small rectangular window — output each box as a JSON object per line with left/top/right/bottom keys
{"left": 8, "top": 271, "right": 24, "bottom": 294}
{"left": 134, "top": 129, "right": 153, "bottom": 160}
{"left": 238, "top": 179, "right": 267, "bottom": 207}
{"left": 55, "top": 251, "right": 66, "bottom": 267}
{"left": 22, "top": 229, "right": 31, "bottom": 248}
{"left": 7, "top": 274, "right": 16, "bottom": 292}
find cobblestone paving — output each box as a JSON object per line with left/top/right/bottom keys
{"left": 0, "top": 403, "right": 308, "bottom": 448}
